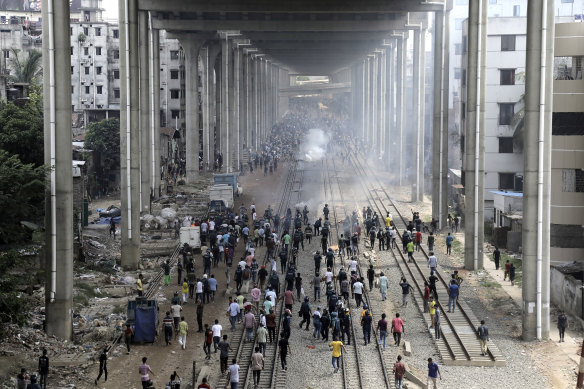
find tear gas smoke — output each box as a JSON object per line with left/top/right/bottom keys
{"left": 299, "top": 128, "right": 329, "bottom": 161}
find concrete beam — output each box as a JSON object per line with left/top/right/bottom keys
{"left": 139, "top": 0, "right": 444, "bottom": 13}
{"left": 153, "top": 18, "right": 406, "bottom": 32}
{"left": 247, "top": 32, "right": 393, "bottom": 41}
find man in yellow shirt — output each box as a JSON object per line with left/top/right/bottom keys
{"left": 385, "top": 213, "right": 392, "bottom": 228}
{"left": 429, "top": 300, "right": 437, "bottom": 329}
{"left": 136, "top": 274, "right": 143, "bottom": 296}
{"left": 178, "top": 316, "right": 188, "bottom": 349}
{"left": 329, "top": 338, "right": 345, "bottom": 373}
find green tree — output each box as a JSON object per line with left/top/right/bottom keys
{"left": 0, "top": 101, "right": 44, "bottom": 166}
{"left": 85, "top": 118, "right": 120, "bottom": 183}
{"left": 7, "top": 48, "right": 42, "bottom": 86}
{"left": 0, "top": 151, "right": 47, "bottom": 244}
{"left": 0, "top": 250, "right": 37, "bottom": 337}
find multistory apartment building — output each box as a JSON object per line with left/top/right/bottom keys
{"left": 0, "top": 0, "right": 186, "bottom": 131}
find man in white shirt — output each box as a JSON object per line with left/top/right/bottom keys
{"left": 211, "top": 319, "right": 222, "bottom": 353}
{"left": 238, "top": 259, "right": 247, "bottom": 271}
{"left": 325, "top": 268, "right": 333, "bottom": 283}
{"left": 349, "top": 258, "right": 358, "bottom": 273}
{"left": 227, "top": 298, "right": 240, "bottom": 331}
{"left": 209, "top": 220, "right": 215, "bottom": 231}
{"left": 427, "top": 252, "right": 438, "bottom": 275}
{"left": 353, "top": 278, "right": 365, "bottom": 307}
{"left": 228, "top": 359, "right": 240, "bottom": 387}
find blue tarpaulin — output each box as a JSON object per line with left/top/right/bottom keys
{"left": 97, "top": 216, "right": 121, "bottom": 225}
{"left": 134, "top": 307, "right": 157, "bottom": 343}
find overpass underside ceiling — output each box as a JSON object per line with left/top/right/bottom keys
{"left": 145, "top": 0, "right": 440, "bottom": 74}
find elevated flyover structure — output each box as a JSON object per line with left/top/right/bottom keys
{"left": 42, "top": 0, "right": 554, "bottom": 341}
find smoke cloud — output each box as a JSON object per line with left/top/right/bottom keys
{"left": 299, "top": 128, "right": 329, "bottom": 161}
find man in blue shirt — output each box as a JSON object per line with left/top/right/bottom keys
{"left": 448, "top": 280, "right": 459, "bottom": 313}
{"left": 445, "top": 233, "right": 453, "bottom": 256}
{"left": 427, "top": 358, "right": 441, "bottom": 388}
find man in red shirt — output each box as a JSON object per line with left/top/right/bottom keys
{"left": 282, "top": 289, "right": 294, "bottom": 311}
{"left": 203, "top": 324, "right": 213, "bottom": 359}
{"left": 393, "top": 355, "right": 407, "bottom": 389}
{"left": 391, "top": 313, "right": 405, "bottom": 346}
{"left": 197, "top": 377, "right": 211, "bottom": 389}
{"left": 423, "top": 282, "right": 431, "bottom": 313}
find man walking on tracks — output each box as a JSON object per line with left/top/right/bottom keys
{"left": 329, "top": 337, "right": 345, "bottom": 373}
{"left": 478, "top": 320, "right": 489, "bottom": 356}
{"left": 427, "top": 358, "right": 442, "bottom": 388}
{"left": 391, "top": 313, "right": 405, "bottom": 347}
{"left": 393, "top": 355, "right": 407, "bottom": 389}
{"left": 251, "top": 346, "right": 264, "bottom": 388}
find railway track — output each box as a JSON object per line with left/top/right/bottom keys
{"left": 347, "top": 152, "right": 505, "bottom": 367}
{"left": 215, "top": 159, "right": 302, "bottom": 389}
{"left": 323, "top": 154, "right": 392, "bottom": 389}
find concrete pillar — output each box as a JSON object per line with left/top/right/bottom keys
{"left": 220, "top": 35, "right": 231, "bottom": 172}
{"left": 386, "top": 44, "right": 394, "bottom": 171}
{"left": 441, "top": 10, "right": 451, "bottom": 228}
{"left": 138, "top": 11, "right": 150, "bottom": 213}
{"left": 361, "top": 58, "right": 368, "bottom": 140}
{"left": 464, "top": 0, "right": 487, "bottom": 270}
{"left": 432, "top": 11, "right": 445, "bottom": 225}
{"left": 152, "top": 29, "right": 161, "bottom": 198}
{"left": 229, "top": 42, "right": 241, "bottom": 171}
{"left": 419, "top": 29, "right": 426, "bottom": 201}
{"left": 201, "top": 46, "right": 210, "bottom": 170}
{"left": 242, "top": 52, "right": 249, "bottom": 150}
{"left": 42, "top": 0, "right": 73, "bottom": 339}
{"left": 396, "top": 35, "right": 406, "bottom": 186}
{"left": 374, "top": 53, "right": 380, "bottom": 156}
{"left": 522, "top": 0, "right": 554, "bottom": 341}
{"left": 119, "top": 0, "right": 141, "bottom": 270}
{"left": 252, "top": 57, "right": 259, "bottom": 149}
{"left": 182, "top": 37, "right": 205, "bottom": 181}
{"left": 411, "top": 28, "right": 422, "bottom": 202}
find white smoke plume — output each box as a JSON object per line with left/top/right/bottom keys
{"left": 299, "top": 128, "right": 329, "bottom": 161}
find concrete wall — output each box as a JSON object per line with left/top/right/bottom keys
{"left": 551, "top": 267, "right": 583, "bottom": 320}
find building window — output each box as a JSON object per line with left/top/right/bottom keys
{"left": 170, "top": 89, "right": 180, "bottom": 99}
{"left": 499, "top": 103, "right": 514, "bottom": 125}
{"left": 114, "top": 50, "right": 119, "bottom": 59}
{"left": 83, "top": 27, "right": 89, "bottom": 35}
{"left": 84, "top": 66, "right": 90, "bottom": 75}
{"left": 498, "top": 137, "right": 514, "bottom": 153}
{"left": 171, "top": 110, "right": 180, "bottom": 119}
{"left": 70, "top": 27, "right": 73, "bottom": 35}
{"left": 96, "top": 66, "right": 102, "bottom": 75}
{"left": 85, "top": 86, "right": 90, "bottom": 94}
{"left": 462, "top": 37, "right": 467, "bottom": 53}
{"left": 71, "top": 47, "right": 74, "bottom": 55}
{"left": 461, "top": 102, "right": 466, "bottom": 119}
{"left": 170, "top": 69, "right": 179, "bottom": 79}
{"left": 71, "top": 86, "right": 74, "bottom": 94}
{"left": 170, "top": 50, "right": 180, "bottom": 60}
{"left": 84, "top": 47, "right": 89, "bottom": 56}
{"left": 500, "top": 69, "right": 515, "bottom": 85}
{"left": 455, "top": 18, "right": 464, "bottom": 30}
{"left": 113, "top": 69, "right": 120, "bottom": 79}
{"left": 461, "top": 69, "right": 467, "bottom": 86}
{"left": 113, "top": 29, "right": 119, "bottom": 38}
{"left": 562, "top": 0, "right": 574, "bottom": 3}
{"left": 499, "top": 173, "right": 515, "bottom": 190}
{"left": 95, "top": 47, "right": 102, "bottom": 56}
{"left": 455, "top": 0, "right": 468, "bottom": 4}
{"left": 513, "top": 5, "right": 520, "bottom": 16}
{"left": 97, "top": 85, "right": 103, "bottom": 94}
{"left": 489, "top": 0, "right": 497, "bottom": 3}
{"left": 71, "top": 66, "right": 74, "bottom": 74}
{"left": 454, "top": 68, "right": 461, "bottom": 80}
{"left": 114, "top": 88, "right": 120, "bottom": 98}
{"left": 501, "top": 35, "right": 516, "bottom": 51}
{"left": 3, "top": 50, "right": 10, "bottom": 59}
{"left": 562, "top": 169, "right": 584, "bottom": 192}
{"left": 95, "top": 27, "right": 101, "bottom": 36}
{"left": 554, "top": 56, "right": 583, "bottom": 80}
{"left": 454, "top": 43, "right": 462, "bottom": 55}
